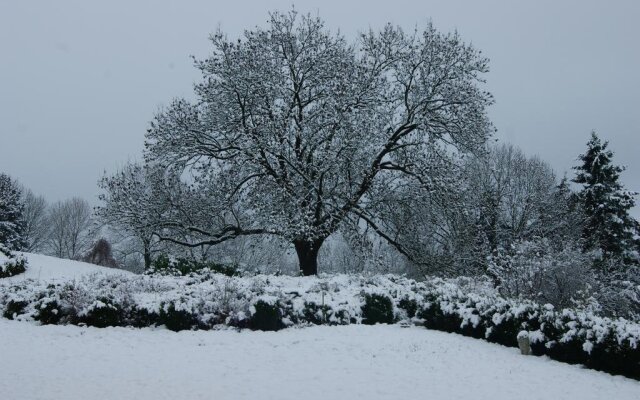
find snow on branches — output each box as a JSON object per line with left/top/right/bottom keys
{"left": 144, "top": 11, "right": 494, "bottom": 275}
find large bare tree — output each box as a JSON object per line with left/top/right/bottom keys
{"left": 145, "top": 11, "right": 494, "bottom": 275}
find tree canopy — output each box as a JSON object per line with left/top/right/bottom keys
{"left": 144, "top": 11, "right": 494, "bottom": 275}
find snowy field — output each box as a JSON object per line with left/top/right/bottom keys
{"left": 1, "top": 254, "right": 639, "bottom": 400}
{"left": 1, "top": 320, "right": 639, "bottom": 400}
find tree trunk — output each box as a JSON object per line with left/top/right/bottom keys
{"left": 294, "top": 239, "right": 324, "bottom": 276}
{"left": 143, "top": 241, "right": 152, "bottom": 269}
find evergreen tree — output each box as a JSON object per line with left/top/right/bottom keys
{"left": 0, "top": 173, "right": 26, "bottom": 251}
{"left": 573, "top": 132, "right": 640, "bottom": 263}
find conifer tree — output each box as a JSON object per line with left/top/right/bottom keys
{"left": 0, "top": 173, "right": 26, "bottom": 251}
{"left": 573, "top": 132, "right": 640, "bottom": 263}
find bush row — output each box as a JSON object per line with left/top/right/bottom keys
{"left": 146, "top": 255, "right": 239, "bottom": 277}
{"left": 1, "top": 272, "right": 638, "bottom": 379}
{"left": 417, "top": 285, "right": 640, "bottom": 379}
{"left": 0, "top": 248, "right": 27, "bottom": 278}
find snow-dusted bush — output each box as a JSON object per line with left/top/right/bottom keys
{"left": 148, "top": 255, "right": 239, "bottom": 277}
{"left": 487, "top": 239, "right": 595, "bottom": 308}
{"left": 1, "top": 271, "right": 638, "bottom": 378}
{"left": 0, "top": 245, "right": 27, "bottom": 278}
{"left": 249, "top": 300, "right": 285, "bottom": 331}
{"left": 158, "top": 301, "right": 198, "bottom": 332}
{"left": 361, "top": 293, "right": 394, "bottom": 325}
{"left": 593, "top": 265, "right": 640, "bottom": 320}
{"left": 79, "top": 297, "right": 123, "bottom": 328}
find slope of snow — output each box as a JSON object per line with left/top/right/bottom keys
{"left": 0, "top": 320, "right": 638, "bottom": 400}
{"left": 8, "top": 252, "right": 132, "bottom": 282}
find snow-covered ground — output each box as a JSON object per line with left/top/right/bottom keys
{"left": 1, "top": 253, "right": 638, "bottom": 399}
{"left": 1, "top": 320, "right": 638, "bottom": 400}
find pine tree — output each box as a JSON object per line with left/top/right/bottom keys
{"left": 573, "top": 132, "right": 640, "bottom": 263}
{"left": 0, "top": 173, "right": 26, "bottom": 251}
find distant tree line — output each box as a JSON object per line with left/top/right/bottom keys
{"left": 0, "top": 175, "right": 116, "bottom": 268}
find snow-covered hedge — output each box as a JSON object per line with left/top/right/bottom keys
{"left": 0, "top": 271, "right": 638, "bottom": 379}
{"left": 419, "top": 280, "right": 640, "bottom": 378}
{"left": 0, "top": 245, "right": 27, "bottom": 278}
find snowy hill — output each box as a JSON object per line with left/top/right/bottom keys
{"left": 0, "top": 254, "right": 638, "bottom": 399}
{"left": 8, "top": 252, "right": 132, "bottom": 282}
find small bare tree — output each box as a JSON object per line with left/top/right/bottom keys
{"left": 21, "top": 189, "right": 49, "bottom": 252}
{"left": 47, "top": 197, "right": 93, "bottom": 259}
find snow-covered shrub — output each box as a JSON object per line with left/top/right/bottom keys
{"left": 2, "top": 299, "right": 27, "bottom": 320}
{"left": 301, "top": 301, "right": 330, "bottom": 325}
{"left": 149, "top": 255, "right": 238, "bottom": 277}
{"left": 126, "top": 306, "right": 160, "bottom": 328}
{"left": 249, "top": 299, "right": 284, "bottom": 331}
{"left": 398, "top": 296, "right": 419, "bottom": 319}
{"left": 79, "top": 297, "right": 123, "bottom": 328}
{"left": 488, "top": 239, "right": 595, "bottom": 308}
{"left": 0, "top": 245, "right": 27, "bottom": 278}
{"left": 159, "top": 301, "right": 198, "bottom": 332}
{"left": 361, "top": 293, "right": 394, "bottom": 325}
{"left": 593, "top": 265, "right": 640, "bottom": 320}
{"left": 33, "top": 297, "right": 64, "bottom": 325}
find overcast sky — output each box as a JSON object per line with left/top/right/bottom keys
{"left": 1, "top": 0, "right": 638, "bottom": 216}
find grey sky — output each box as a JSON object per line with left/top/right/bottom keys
{"left": 1, "top": 0, "right": 639, "bottom": 216}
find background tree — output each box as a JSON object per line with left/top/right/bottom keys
{"left": 97, "top": 163, "right": 164, "bottom": 269}
{"left": 145, "top": 11, "right": 494, "bottom": 275}
{"left": 82, "top": 238, "right": 118, "bottom": 268}
{"left": 47, "top": 197, "right": 93, "bottom": 259}
{"left": 469, "top": 144, "right": 562, "bottom": 249}
{"left": 0, "top": 173, "right": 26, "bottom": 251}
{"left": 21, "top": 189, "right": 49, "bottom": 252}
{"left": 573, "top": 132, "right": 640, "bottom": 264}
{"left": 375, "top": 143, "right": 579, "bottom": 277}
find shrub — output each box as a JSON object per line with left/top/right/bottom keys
{"left": 126, "top": 306, "right": 160, "bottom": 328}
{"left": 2, "top": 299, "right": 27, "bottom": 320}
{"left": 159, "top": 302, "right": 198, "bottom": 332}
{"left": 150, "top": 255, "right": 238, "bottom": 277}
{"left": 398, "top": 296, "right": 418, "bottom": 318}
{"left": 0, "top": 247, "right": 27, "bottom": 278}
{"left": 420, "top": 302, "right": 465, "bottom": 334}
{"left": 487, "top": 239, "right": 595, "bottom": 308}
{"left": 80, "top": 298, "right": 123, "bottom": 328}
{"left": 33, "top": 298, "right": 64, "bottom": 325}
{"left": 362, "top": 293, "right": 393, "bottom": 325}
{"left": 302, "top": 301, "right": 330, "bottom": 325}
{"left": 250, "top": 300, "right": 283, "bottom": 331}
